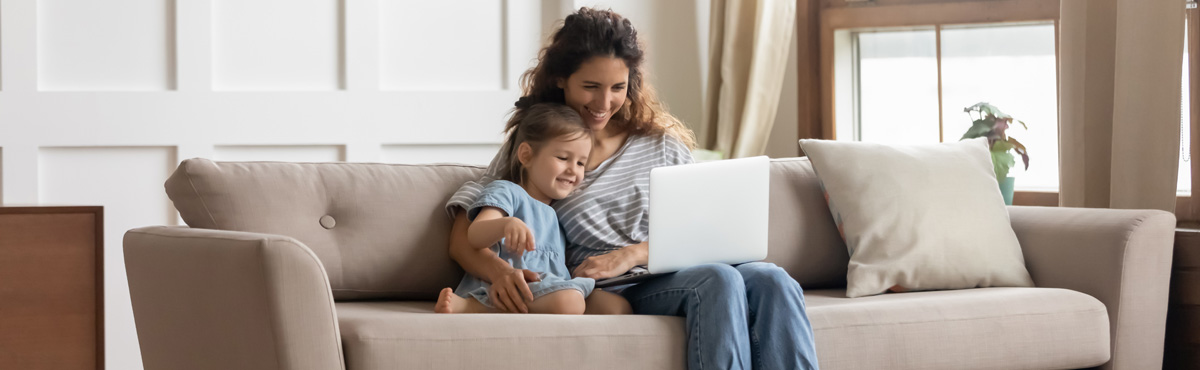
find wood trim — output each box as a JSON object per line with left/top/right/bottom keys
{"left": 824, "top": 0, "right": 1039, "bottom": 8}
{"left": 1178, "top": 196, "right": 1195, "bottom": 222}
{"left": 1014, "top": 194, "right": 1200, "bottom": 210}
{"left": 819, "top": 10, "right": 836, "bottom": 140}
{"left": 823, "top": 0, "right": 1059, "bottom": 30}
{"left": 797, "top": 0, "right": 825, "bottom": 145}
{"left": 1013, "top": 190, "right": 1058, "bottom": 206}
{"left": 816, "top": 0, "right": 1059, "bottom": 143}
{"left": 94, "top": 207, "right": 105, "bottom": 370}
{"left": 0, "top": 205, "right": 104, "bottom": 215}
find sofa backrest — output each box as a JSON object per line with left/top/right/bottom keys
{"left": 166, "top": 157, "right": 848, "bottom": 301}
{"left": 764, "top": 158, "right": 849, "bottom": 289}
{"left": 166, "top": 159, "right": 483, "bottom": 300}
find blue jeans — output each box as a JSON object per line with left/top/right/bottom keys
{"left": 620, "top": 262, "right": 819, "bottom": 370}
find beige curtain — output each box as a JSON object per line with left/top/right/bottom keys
{"left": 1058, "top": 0, "right": 1184, "bottom": 212}
{"left": 701, "top": 0, "right": 796, "bottom": 158}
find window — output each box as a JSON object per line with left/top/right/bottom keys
{"left": 1181, "top": 19, "right": 1192, "bottom": 195}
{"left": 834, "top": 22, "right": 1059, "bottom": 191}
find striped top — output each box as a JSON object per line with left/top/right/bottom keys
{"left": 446, "top": 133, "right": 694, "bottom": 270}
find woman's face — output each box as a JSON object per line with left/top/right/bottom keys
{"left": 558, "top": 56, "right": 630, "bottom": 134}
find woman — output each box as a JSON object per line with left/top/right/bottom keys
{"left": 446, "top": 7, "right": 819, "bottom": 370}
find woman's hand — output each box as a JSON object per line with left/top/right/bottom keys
{"left": 487, "top": 267, "right": 541, "bottom": 313}
{"left": 573, "top": 241, "right": 649, "bottom": 279}
{"left": 502, "top": 217, "right": 536, "bottom": 257}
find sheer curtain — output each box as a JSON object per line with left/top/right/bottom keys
{"left": 1058, "top": 0, "right": 1184, "bottom": 212}
{"left": 701, "top": 0, "right": 796, "bottom": 158}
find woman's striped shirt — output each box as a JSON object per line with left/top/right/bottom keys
{"left": 446, "top": 133, "right": 694, "bottom": 270}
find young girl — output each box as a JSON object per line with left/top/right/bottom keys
{"left": 436, "top": 103, "right": 596, "bottom": 314}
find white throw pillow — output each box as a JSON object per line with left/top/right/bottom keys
{"left": 798, "top": 138, "right": 1034, "bottom": 298}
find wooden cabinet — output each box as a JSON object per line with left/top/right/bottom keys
{"left": 1167, "top": 229, "right": 1200, "bottom": 370}
{"left": 0, "top": 206, "right": 103, "bottom": 370}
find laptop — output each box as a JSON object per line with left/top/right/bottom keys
{"left": 594, "top": 156, "right": 771, "bottom": 288}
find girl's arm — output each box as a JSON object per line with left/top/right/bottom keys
{"left": 447, "top": 210, "right": 539, "bottom": 313}
{"left": 467, "top": 207, "right": 535, "bottom": 254}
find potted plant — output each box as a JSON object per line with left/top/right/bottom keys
{"left": 960, "top": 102, "right": 1029, "bottom": 205}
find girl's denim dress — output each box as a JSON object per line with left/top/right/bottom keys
{"left": 456, "top": 180, "right": 595, "bottom": 306}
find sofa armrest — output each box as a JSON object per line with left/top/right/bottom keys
{"left": 124, "top": 226, "right": 344, "bottom": 370}
{"left": 1008, "top": 206, "right": 1174, "bottom": 370}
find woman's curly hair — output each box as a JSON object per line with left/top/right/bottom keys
{"left": 505, "top": 7, "right": 696, "bottom": 150}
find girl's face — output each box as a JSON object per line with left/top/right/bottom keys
{"left": 558, "top": 56, "right": 630, "bottom": 134}
{"left": 518, "top": 134, "right": 591, "bottom": 203}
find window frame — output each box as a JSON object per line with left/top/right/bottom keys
{"left": 1178, "top": 4, "right": 1200, "bottom": 224}
{"left": 803, "top": 0, "right": 1200, "bottom": 215}
{"left": 799, "top": 0, "right": 1061, "bottom": 206}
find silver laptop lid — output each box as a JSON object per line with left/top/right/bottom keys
{"left": 647, "top": 156, "right": 770, "bottom": 273}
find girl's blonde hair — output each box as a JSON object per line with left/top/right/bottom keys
{"left": 502, "top": 103, "right": 592, "bottom": 185}
{"left": 505, "top": 7, "right": 696, "bottom": 150}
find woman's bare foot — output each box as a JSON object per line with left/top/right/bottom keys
{"left": 435, "top": 288, "right": 467, "bottom": 313}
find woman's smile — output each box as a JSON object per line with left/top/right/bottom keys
{"left": 584, "top": 106, "right": 609, "bottom": 122}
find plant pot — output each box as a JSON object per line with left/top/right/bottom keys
{"left": 999, "top": 177, "right": 1015, "bottom": 205}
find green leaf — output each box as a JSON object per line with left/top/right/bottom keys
{"left": 992, "top": 151, "right": 1016, "bottom": 179}
{"left": 961, "top": 103, "right": 1031, "bottom": 172}
{"left": 960, "top": 119, "right": 994, "bottom": 140}
{"left": 964, "top": 102, "right": 1012, "bottom": 120}
{"left": 992, "top": 140, "right": 1015, "bottom": 153}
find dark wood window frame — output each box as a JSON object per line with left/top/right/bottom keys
{"left": 800, "top": 0, "right": 1200, "bottom": 217}
{"left": 797, "top": 0, "right": 1061, "bottom": 206}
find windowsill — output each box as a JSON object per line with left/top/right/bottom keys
{"left": 1013, "top": 190, "right": 1058, "bottom": 206}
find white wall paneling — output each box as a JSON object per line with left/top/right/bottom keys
{"left": 380, "top": 0, "right": 504, "bottom": 90}
{"left": 175, "top": 0, "right": 212, "bottom": 91}
{"left": 0, "top": 2, "right": 725, "bottom": 369}
{"left": 2, "top": 2, "right": 540, "bottom": 367}
{"left": 0, "top": 146, "right": 37, "bottom": 205}
{"left": 382, "top": 143, "right": 501, "bottom": 165}
{"left": 38, "top": 0, "right": 175, "bottom": 91}
{"left": 38, "top": 146, "right": 178, "bottom": 370}
{"left": 212, "top": 0, "right": 344, "bottom": 90}
{"left": 344, "top": 0, "right": 379, "bottom": 91}
{"left": 2, "top": 0, "right": 34, "bottom": 92}
{"left": 214, "top": 144, "right": 346, "bottom": 162}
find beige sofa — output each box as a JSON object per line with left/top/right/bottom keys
{"left": 124, "top": 158, "right": 1174, "bottom": 370}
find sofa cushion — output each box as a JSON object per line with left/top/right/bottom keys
{"left": 807, "top": 287, "right": 1111, "bottom": 369}
{"left": 166, "top": 159, "right": 484, "bottom": 300}
{"left": 336, "top": 301, "right": 686, "bottom": 370}
{"left": 338, "top": 287, "right": 1108, "bottom": 370}
{"left": 799, "top": 138, "right": 1034, "bottom": 297}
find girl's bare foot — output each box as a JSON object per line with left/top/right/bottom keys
{"left": 435, "top": 288, "right": 467, "bottom": 314}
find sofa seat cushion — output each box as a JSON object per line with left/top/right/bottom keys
{"left": 807, "top": 287, "right": 1110, "bottom": 370}
{"left": 336, "top": 301, "right": 686, "bottom": 370}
